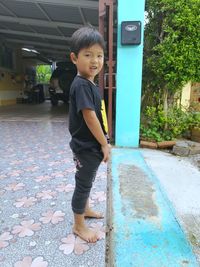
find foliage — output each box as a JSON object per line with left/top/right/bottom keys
{"left": 36, "top": 65, "right": 51, "bottom": 83}
{"left": 143, "top": 0, "right": 200, "bottom": 107}
{"left": 140, "top": 105, "right": 200, "bottom": 142}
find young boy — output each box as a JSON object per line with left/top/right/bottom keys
{"left": 68, "top": 26, "right": 111, "bottom": 243}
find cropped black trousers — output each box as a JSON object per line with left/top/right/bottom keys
{"left": 71, "top": 150, "right": 103, "bottom": 214}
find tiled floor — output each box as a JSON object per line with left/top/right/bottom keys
{"left": 0, "top": 102, "right": 107, "bottom": 267}
{"left": 0, "top": 101, "right": 68, "bottom": 122}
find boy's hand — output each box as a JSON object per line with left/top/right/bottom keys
{"left": 82, "top": 109, "right": 111, "bottom": 162}
{"left": 101, "top": 144, "right": 111, "bottom": 162}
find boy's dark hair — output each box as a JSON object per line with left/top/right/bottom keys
{"left": 70, "top": 26, "right": 105, "bottom": 55}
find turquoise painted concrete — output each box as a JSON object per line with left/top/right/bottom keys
{"left": 115, "top": 0, "right": 145, "bottom": 147}
{"left": 111, "top": 148, "right": 198, "bottom": 267}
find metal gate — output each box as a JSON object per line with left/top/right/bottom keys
{"left": 99, "top": 0, "right": 115, "bottom": 139}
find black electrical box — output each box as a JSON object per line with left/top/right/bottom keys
{"left": 121, "top": 21, "right": 141, "bottom": 45}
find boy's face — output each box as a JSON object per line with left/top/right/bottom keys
{"left": 70, "top": 44, "right": 104, "bottom": 82}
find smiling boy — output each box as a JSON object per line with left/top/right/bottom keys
{"left": 68, "top": 26, "right": 110, "bottom": 243}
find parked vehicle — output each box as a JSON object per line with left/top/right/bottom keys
{"left": 49, "top": 64, "right": 76, "bottom": 106}
{"left": 24, "top": 83, "right": 45, "bottom": 104}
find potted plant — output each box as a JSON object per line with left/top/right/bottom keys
{"left": 140, "top": 105, "right": 199, "bottom": 149}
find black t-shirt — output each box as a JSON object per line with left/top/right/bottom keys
{"left": 69, "top": 75, "right": 106, "bottom": 153}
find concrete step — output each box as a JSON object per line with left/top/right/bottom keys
{"left": 106, "top": 148, "right": 198, "bottom": 267}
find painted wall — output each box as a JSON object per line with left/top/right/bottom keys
{"left": 191, "top": 83, "right": 200, "bottom": 111}
{"left": 115, "top": 0, "right": 146, "bottom": 147}
{"left": 180, "top": 82, "right": 191, "bottom": 109}
{"left": 179, "top": 82, "right": 200, "bottom": 111}
{"left": 0, "top": 48, "right": 23, "bottom": 106}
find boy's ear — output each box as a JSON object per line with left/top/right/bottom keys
{"left": 70, "top": 52, "right": 77, "bottom": 64}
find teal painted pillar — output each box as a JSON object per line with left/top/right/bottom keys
{"left": 115, "top": 0, "right": 145, "bottom": 147}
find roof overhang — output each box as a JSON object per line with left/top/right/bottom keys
{"left": 0, "top": 0, "right": 99, "bottom": 63}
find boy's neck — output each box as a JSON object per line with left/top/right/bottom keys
{"left": 77, "top": 72, "right": 95, "bottom": 85}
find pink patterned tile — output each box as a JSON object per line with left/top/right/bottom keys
{"left": 91, "top": 191, "right": 106, "bottom": 202}
{"left": 34, "top": 175, "right": 52, "bottom": 183}
{"left": 5, "top": 182, "right": 25, "bottom": 192}
{"left": 90, "top": 222, "right": 105, "bottom": 240}
{"left": 12, "top": 220, "right": 41, "bottom": 237}
{"left": 36, "top": 190, "right": 57, "bottom": 200}
{"left": 0, "top": 232, "right": 13, "bottom": 249}
{"left": 14, "top": 256, "right": 48, "bottom": 267}
{"left": 39, "top": 210, "right": 65, "bottom": 225}
{"left": 13, "top": 197, "right": 37, "bottom": 208}
{"left": 25, "top": 166, "right": 39, "bottom": 172}
{"left": 59, "top": 234, "right": 89, "bottom": 255}
{"left": 56, "top": 183, "right": 74, "bottom": 193}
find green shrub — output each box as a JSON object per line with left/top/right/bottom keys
{"left": 36, "top": 65, "right": 51, "bottom": 83}
{"left": 140, "top": 105, "right": 200, "bottom": 142}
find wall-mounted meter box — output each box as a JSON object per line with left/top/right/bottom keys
{"left": 121, "top": 21, "right": 141, "bottom": 45}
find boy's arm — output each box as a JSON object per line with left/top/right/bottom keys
{"left": 82, "top": 108, "right": 110, "bottom": 162}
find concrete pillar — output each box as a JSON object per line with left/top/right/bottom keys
{"left": 115, "top": 0, "right": 146, "bottom": 147}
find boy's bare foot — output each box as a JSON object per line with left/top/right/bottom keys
{"left": 73, "top": 225, "right": 98, "bottom": 243}
{"left": 84, "top": 208, "right": 104, "bottom": 219}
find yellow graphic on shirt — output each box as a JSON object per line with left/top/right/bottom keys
{"left": 101, "top": 100, "right": 108, "bottom": 133}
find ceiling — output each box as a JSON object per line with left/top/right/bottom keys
{"left": 0, "top": 0, "right": 100, "bottom": 63}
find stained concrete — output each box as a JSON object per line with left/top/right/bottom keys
{"left": 107, "top": 148, "right": 200, "bottom": 267}
{"left": 142, "top": 149, "right": 200, "bottom": 264}
{"left": 118, "top": 164, "right": 158, "bottom": 219}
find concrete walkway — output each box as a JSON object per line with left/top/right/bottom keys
{"left": 0, "top": 103, "right": 107, "bottom": 267}
{"left": 142, "top": 149, "right": 200, "bottom": 264}
{"left": 107, "top": 148, "right": 200, "bottom": 267}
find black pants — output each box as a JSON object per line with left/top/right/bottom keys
{"left": 72, "top": 151, "right": 103, "bottom": 214}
